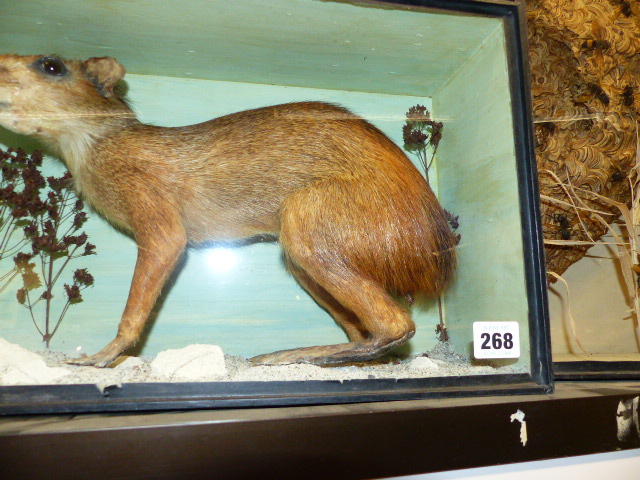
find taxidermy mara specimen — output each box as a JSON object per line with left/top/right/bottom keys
{"left": 0, "top": 54, "right": 457, "bottom": 367}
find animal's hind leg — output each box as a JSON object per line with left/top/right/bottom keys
{"left": 251, "top": 250, "right": 416, "bottom": 366}
{"left": 285, "top": 258, "right": 369, "bottom": 342}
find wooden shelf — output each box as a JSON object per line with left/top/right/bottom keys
{"left": 2, "top": 381, "right": 639, "bottom": 479}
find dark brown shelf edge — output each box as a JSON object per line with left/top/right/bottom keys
{"left": 1, "top": 381, "right": 639, "bottom": 480}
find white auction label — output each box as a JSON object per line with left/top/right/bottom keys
{"left": 473, "top": 321, "right": 520, "bottom": 359}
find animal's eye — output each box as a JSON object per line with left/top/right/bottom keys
{"left": 35, "top": 56, "right": 68, "bottom": 76}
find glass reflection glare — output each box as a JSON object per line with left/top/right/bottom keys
{"left": 205, "top": 247, "right": 239, "bottom": 273}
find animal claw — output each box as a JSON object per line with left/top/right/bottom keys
{"left": 66, "top": 353, "right": 114, "bottom": 367}
{"left": 65, "top": 337, "right": 130, "bottom": 367}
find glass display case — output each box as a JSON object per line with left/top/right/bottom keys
{"left": 0, "top": 0, "right": 551, "bottom": 414}
{"left": 525, "top": 0, "right": 640, "bottom": 380}
{"left": 550, "top": 235, "right": 640, "bottom": 379}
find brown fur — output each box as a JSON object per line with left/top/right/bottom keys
{"left": 0, "top": 54, "right": 456, "bottom": 366}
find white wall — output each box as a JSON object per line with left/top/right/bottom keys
{"left": 386, "top": 449, "right": 640, "bottom": 480}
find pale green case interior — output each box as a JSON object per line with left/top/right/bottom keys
{"left": 0, "top": 1, "right": 529, "bottom": 371}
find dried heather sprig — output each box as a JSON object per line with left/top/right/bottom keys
{"left": 0, "top": 146, "right": 96, "bottom": 347}
{"left": 402, "top": 104, "right": 444, "bottom": 179}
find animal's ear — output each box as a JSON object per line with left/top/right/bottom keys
{"left": 81, "top": 57, "right": 126, "bottom": 98}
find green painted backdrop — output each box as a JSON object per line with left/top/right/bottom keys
{"left": 0, "top": 0, "right": 530, "bottom": 371}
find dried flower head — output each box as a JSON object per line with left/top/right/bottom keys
{"left": 64, "top": 283, "right": 83, "bottom": 304}
{"left": 402, "top": 104, "right": 444, "bottom": 177}
{"left": 73, "top": 268, "right": 94, "bottom": 287}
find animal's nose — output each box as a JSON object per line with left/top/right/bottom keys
{"left": 0, "top": 66, "right": 18, "bottom": 86}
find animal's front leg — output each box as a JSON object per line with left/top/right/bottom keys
{"left": 69, "top": 221, "right": 187, "bottom": 367}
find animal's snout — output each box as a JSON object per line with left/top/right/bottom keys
{"left": 0, "top": 65, "right": 17, "bottom": 85}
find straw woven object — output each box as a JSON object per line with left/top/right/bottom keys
{"left": 527, "top": 0, "right": 640, "bottom": 277}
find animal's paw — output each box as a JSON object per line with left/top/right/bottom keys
{"left": 251, "top": 340, "right": 403, "bottom": 366}
{"left": 66, "top": 353, "right": 115, "bottom": 368}
{"left": 250, "top": 350, "right": 302, "bottom": 366}
{"left": 250, "top": 342, "right": 366, "bottom": 366}
{"left": 65, "top": 338, "right": 129, "bottom": 367}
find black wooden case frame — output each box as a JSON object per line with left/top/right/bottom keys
{"left": 0, "top": 0, "right": 553, "bottom": 415}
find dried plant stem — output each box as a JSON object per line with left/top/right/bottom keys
{"left": 0, "top": 268, "right": 18, "bottom": 294}
{"left": 541, "top": 169, "right": 598, "bottom": 243}
{"left": 44, "top": 257, "right": 54, "bottom": 346}
{"left": 402, "top": 104, "right": 450, "bottom": 341}
{"left": 0, "top": 218, "right": 29, "bottom": 288}
{"left": 548, "top": 271, "right": 587, "bottom": 354}
{"left": 541, "top": 162, "right": 640, "bottom": 350}
{"left": 23, "top": 288, "right": 43, "bottom": 339}
{"left": 35, "top": 205, "right": 85, "bottom": 347}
